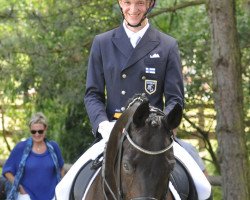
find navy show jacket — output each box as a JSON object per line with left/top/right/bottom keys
{"left": 84, "top": 24, "right": 184, "bottom": 136}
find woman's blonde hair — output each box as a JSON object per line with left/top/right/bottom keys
{"left": 28, "top": 112, "right": 48, "bottom": 128}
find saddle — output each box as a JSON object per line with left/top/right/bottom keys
{"left": 69, "top": 153, "right": 198, "bottom": 200}
{"left": 170, "top": 159, "right": 198, "bottom": 200}
{"left": 69, "top": 153, "right": 103, "bottom": 200}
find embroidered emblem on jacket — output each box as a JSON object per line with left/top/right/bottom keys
{"left": 145, "top": 80, "right": 157, "bottom": 95}
{"left": 145, "top": 68, "right": 156, "bottom": 74}
{"left": 150, "top": 53, "right": 160, "bottom": 58}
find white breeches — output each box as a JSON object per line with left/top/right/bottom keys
{"left": 55, "top": 139, "right": 211, "bottom": 200}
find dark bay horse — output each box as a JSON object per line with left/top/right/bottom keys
{"left": 72, "top": 94, "right": 185, "bottom": 200}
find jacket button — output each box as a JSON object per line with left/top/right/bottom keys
{"left": 121, "top": 90, "right": 126, "bottom": 95}
{"left": 122, "top": 74, "right": 127, "bottom": 79}
{"left": 142, "top": 76, "right": 146, "bottom": 80}
{"left": 121, "top": 107, "right": 125, "bottom": 112}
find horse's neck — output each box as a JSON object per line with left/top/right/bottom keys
{"left": 85, "top": 171, "right": 105, "bottom": 200}
{"left": 166, "top": 189, "right": 174, "bottom": 200}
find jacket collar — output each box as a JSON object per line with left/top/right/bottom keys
{"left": 112, "top": 25, "right": 160, "bottom": 70}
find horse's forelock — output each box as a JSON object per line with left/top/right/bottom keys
{"left": 145, "top": 113, "right": 159, "bottom": 127}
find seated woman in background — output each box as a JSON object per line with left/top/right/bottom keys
{"left": 2, "top": 112, "right": 64, "bottom": 200}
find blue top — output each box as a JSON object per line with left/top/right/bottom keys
{"left": 2, "top": 140, "right": 64, "bottom": 200}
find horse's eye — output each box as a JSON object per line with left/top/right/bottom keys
{"left": 123, "top": 163, "right": 129, "bottom": 170}
{"left": 122, "top": 161, "right": 134, "bottom": 174}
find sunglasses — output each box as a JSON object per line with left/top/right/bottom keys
{"left": 30, "top": 130, "right": 45, "bottom": 134}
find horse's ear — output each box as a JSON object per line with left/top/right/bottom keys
{"left": 133, "top": 100, "right": 150, "bottom": 127}
{"left": 164, "top": 103, "right": 183, "bottom": 130}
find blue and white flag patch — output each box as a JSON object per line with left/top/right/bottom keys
{"left": 145, "top": 68, "right": 156, "bottom": 74}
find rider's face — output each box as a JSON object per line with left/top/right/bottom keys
{"left": 119, "top": 0, "right": 151, "bottom": 30}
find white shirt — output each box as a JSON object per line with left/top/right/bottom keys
{"left": 123, "top": 20, "right": 150, "bottom": 48}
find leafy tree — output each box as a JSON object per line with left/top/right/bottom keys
{"left": 207, "top": 0, "right": 250, "bottom": 198}
{"left": 0, "top": 1, "right": 249, "bottom": 199}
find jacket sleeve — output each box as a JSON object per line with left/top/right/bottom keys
{"left": 84, "top": 35, "right": 109, "bottom": 136}
{"left": 163, "top": 40, "right": 184, "bottom": 115}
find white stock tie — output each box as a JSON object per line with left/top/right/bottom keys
{"left": 130, "top": 35, "right": 141, "bottom": 48}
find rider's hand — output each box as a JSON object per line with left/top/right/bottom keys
{"left": 98, "top": 120, "right": 116, "bottom": 142}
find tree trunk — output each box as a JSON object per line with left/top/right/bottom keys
{"left": 207, "top": 0, "right": 250, "bottom": 199}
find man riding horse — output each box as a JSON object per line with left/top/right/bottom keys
{"left": 56, "top": 0, "right": 211, "bottom": 199}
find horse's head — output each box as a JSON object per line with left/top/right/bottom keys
{"left": 104, "top": 94, "right": 182, "bottom": 200}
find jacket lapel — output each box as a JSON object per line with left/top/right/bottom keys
{"left": 112, "top": 25, "right": 133, "bottom": 58}
{"left": 124, "top": 26, "right": 160, "bottom": 70}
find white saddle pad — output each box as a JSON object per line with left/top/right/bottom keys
{"left": 173, "top": 141, "right": 211, "bottom": 200}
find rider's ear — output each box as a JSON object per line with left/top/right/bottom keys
{"left": 164, "top": 103, "right": 183, "bottom": 130}
{"left": 133, "top": 100, "right": 150, "bottom": 127}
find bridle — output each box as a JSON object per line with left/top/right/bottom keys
{"left": 123, "top": 128, "right": 174, "bottom": 156}
{"left": 102, "top": 101, "right": 174, "bottom": 200}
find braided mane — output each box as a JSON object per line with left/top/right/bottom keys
{"left": 125, "top": 94, "right": 148, "bottom": 109}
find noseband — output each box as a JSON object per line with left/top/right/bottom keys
{"left": 123, "top": 128, "right": 174, "bottom": 155}
{"left": 102, "top": 105, "right": 173, "bottom": 200}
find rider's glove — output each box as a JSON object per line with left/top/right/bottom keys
{"left": 98, "top": 120, "right": 116, "bottom": 142}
